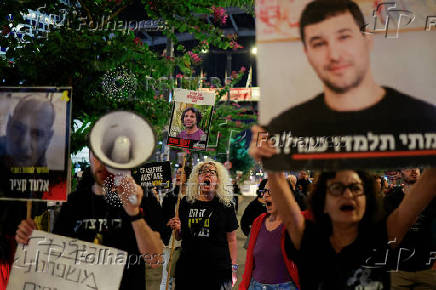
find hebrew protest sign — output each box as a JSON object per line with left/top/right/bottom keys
{"left": 7, "top": 230, "right": 127, "bottom": 290}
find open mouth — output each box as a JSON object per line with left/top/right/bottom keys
{"left": 340, "top": 204, "right": 355, "bottom": 212}
{"left": 266, "top": 201, "right": 272, "bottom": 207}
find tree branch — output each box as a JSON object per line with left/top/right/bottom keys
{"left": 102, "top": 3, "right": 130, "bottom": 28}
{"left": 78, "top": 0, "right": 93, "bottom": 23}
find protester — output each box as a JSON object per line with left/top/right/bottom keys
{"left": 241, "top": 179, "right": 267, "bottom": 237}
{"left": 249, "top": 125, "right": 436, "bottom": 288}
{"left": 239, "top": 179, "right": 300, "bottom": 290}
{"left": 274, "top": 169, "right": 435, "bottom": 289}
{"left": 375, "top": 175, "right": 388, "bottom": 196}
{"left": 160, "top": 166, "right": 191, "bottom": 290}
{"left": 15, "top": 151, "right": 164, "bottom": 290}
{"left": 296, "top": 171, "right": 311, "bottom": 196}
{"left": 384, "top": 168, "right": 436, "bottom": 289}
{"left": 232, "top": 178, "right": 240, "bottom": 212}
{"left": 168, "top": 161, "right": 238, "bottom": 290}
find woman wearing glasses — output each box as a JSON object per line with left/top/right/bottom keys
{"left": 168, "top": 161, "right": 238, "bottom": 290}
{"left": 239, "top": 179, "right": 300, "bottom": 290}
{"left": 264, "top": 170, "right": 436, "bottom": 289}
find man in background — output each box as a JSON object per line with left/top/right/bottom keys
{"left": 296, "top": 170, "right": 311, "bottom": 196}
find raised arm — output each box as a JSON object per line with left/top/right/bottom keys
{"left": 387, "top": 168, "right": 436, "bottom": 246}
{"left": 268, "top": 172, "right": 306, "bottom": 250}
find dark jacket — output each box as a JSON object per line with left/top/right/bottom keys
{"left": 240, "top": 197, "right": 266, "bottom": 236}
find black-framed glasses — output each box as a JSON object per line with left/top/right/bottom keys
{"left": 327, "top": 183, "right": 364, "bottom": 197}
{"left": 199, "top": 169, "right": 217, "bottom": 176}
{"left": 259, "top": 189, "right": 271, "bottom": 196}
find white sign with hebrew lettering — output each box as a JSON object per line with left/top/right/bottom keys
{"left": 7, "top": 230, "right": 127, "bottom": 290}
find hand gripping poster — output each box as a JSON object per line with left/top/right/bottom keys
{"left": 256, "top": 0, "right": 436, "bottom": 170}
{"left": 0, "top": 87, "right": 72, "bottom": 201}
{"left": 167, "top": 88, "right": 215, "bottom": 151}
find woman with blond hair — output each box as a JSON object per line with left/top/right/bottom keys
{"left": 168, "top": 161, "right": 238, "bottom": 290}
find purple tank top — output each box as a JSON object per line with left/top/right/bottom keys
{"left": 177, "top": 128, "right": 205, "bottom": 141}
{"left": 252, "top": 221, "right": 291, "bottom": 284}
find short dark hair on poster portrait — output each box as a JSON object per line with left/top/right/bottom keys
{"left": 299, "top": 0, "right": 365, "bottom": 45}
{"left": 180, "top": 107, "right": 202, "bottom": 126}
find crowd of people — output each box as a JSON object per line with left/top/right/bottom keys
{"left": 1, "top": 149, "right": 434, "bottom": 290}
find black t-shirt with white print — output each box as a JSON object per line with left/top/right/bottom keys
{"left": 176, "top": 196, "right": 239, "bottom": 284}
{"left": 285, "top": 220, "right": 390, "bottom": 290}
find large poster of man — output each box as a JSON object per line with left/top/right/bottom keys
{"left": 0, "top": 87, "right": 71, "bottom": 201}
{"left": 167, "top": 88, "right": 215, "bottom": 151}
{"left": 256, "top": 0, "right": 436, "bottom": 170}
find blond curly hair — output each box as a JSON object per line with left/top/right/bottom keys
{"left": 185, "top": 161, "right": 234, "bottom": 207}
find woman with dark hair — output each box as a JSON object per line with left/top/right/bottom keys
{"left": 266, "top": 169, "right": 436, "bottom": 289}
{"left": 241, "top": 179, "right": 268, "bottom": 237}
{"left": 239, "top": 179, "right": 300, "bottom": 290}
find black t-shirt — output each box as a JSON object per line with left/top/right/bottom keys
{"left": 176, "top": 196, "right": 238, "bottom": 285}
{"left": 241, "top": 197, "right": 267, "bottom": 236}
{"left": 384, "top": 187, "right": 436, "bottom": 271}
{"left": 285, "top": 220, "right": 390, "bottom": 290}
{"left": 264, "top": 87, "right": 436, "bottom": 170}
{"left": 53, "top": 170, "right": 163, "bottom": 290}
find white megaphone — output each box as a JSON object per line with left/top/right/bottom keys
{"left": 89, "top": 111, "right": 156, "bottom": 205}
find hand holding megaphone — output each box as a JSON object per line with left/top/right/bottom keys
{"left": 114, "top": 175, "right": 143, "bottom": 216}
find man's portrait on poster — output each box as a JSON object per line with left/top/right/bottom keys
{"left": 261, "top": 0, "right": 436, "bottom": 169}
{"left": 0, "top": 94, "right": 55, "bottom": 168}
{"left": 0, "top": 92, "right": 66, "bottom": 170}
{"left": 176, "top": 107, "right": 206, "bottom": 141}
